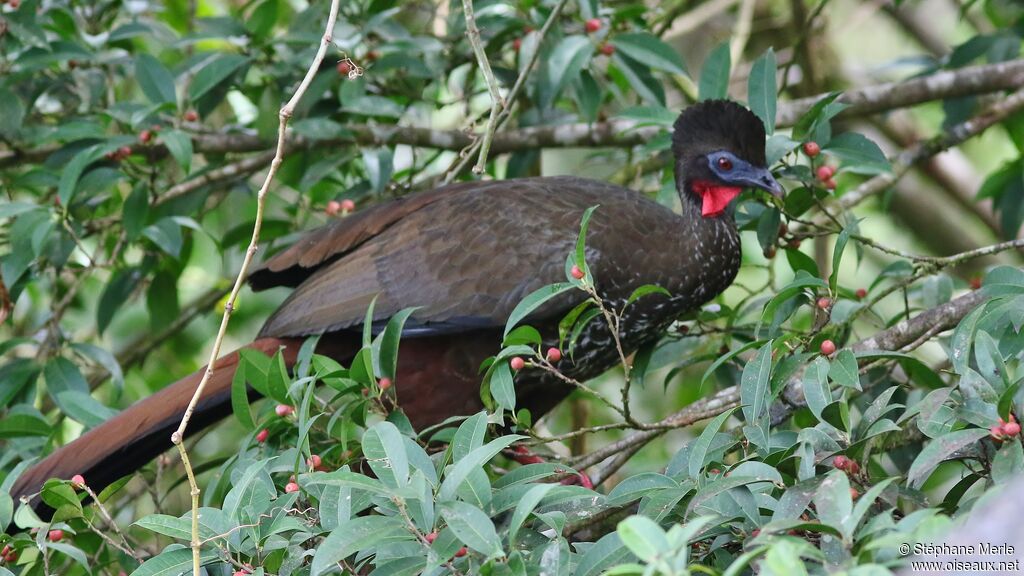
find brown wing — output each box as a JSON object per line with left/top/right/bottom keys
{"left": 255, "top": 177, "right": 684, "bottom": 338}
{"left": 249, "top": 183, "right": 476, "bottom": 291}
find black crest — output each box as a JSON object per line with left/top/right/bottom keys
{"left": 671, "top": 100, "right": 768, "bottom": 167}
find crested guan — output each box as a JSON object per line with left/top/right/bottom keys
{"left": 9, "top": 99, "right": 782, "bottom": 516}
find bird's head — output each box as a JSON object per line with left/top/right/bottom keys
{"left": 671, "top": 99, "right": 783, "bottom": 218}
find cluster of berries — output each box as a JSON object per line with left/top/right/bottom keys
{"left": 990, "top": 414, "right": 1021, "bottom": 441}
{"left": 802, "top": 141, "right": 837, "bottom": 190}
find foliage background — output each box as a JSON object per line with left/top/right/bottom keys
{"left": 2, "top": 0, "right": 1024, "bottom": 574}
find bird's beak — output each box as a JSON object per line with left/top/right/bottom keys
{"left": 728, "top": 165, "right": 785, "bottom": 198}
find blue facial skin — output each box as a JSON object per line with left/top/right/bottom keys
{"left": 706, "top": 151, "right": 784, "bottom": 197}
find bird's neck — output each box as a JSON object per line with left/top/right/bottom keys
{"left": 674, "top": 177, "right": 742, "bottom": 303}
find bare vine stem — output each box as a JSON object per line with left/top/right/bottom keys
{"left": 459, "top": 0, "right": 504, "bottom": 175}
{"left": 169, "top": 2, "right": 341, "bottom": 574}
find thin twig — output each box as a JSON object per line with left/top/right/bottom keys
{"left": 169, "top": 2, "right": 342, "bottom": 574}
{"left": 460, "top": 0, "right": 504, "bottom": 175}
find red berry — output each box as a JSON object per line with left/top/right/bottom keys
{"left": 183, "top": 110, "right": 199, "bottom": 122}
{"left": 70, "top": 474, "right": 85, "bottom": 489}
{"left": 570, "top": 265, "right": 585, "bottom": 280}
{"left": 1004, "top": 422, "right": 1021, "bottom": 436}
{"left": 848, "top": 460, "right": 860, "bottom": 475}
{"left": 816, "top": 165, "right": 835, "bottom": 181}
{"left": 325, "top": 200, "right": 342, "bottom": 216}
{"left": 546, "top": 348, "right": 562, "bottom": 362}
{"left": 337, "top": 60, "right": 352, "bottom": 75}
{"left": 8, "top": 0, "right": 19, "bottom": 8}
{"left": 118, "top": 146, "right": 132, "bottom": 159}
{"left": 709, "top": 468, "right": 720, "bottom": 474}
{"left": 970, "top": 277, "right": 982, "bottom": 290}
{"left": 425, "top": 531, "right": 438, "bottom": 543}
{"left": 855, "top": 288, "right": 867, "bottom": 299}
{"left": 275, "top": 404, "right": 294, "bottom": 417}
{"left": 751, "top": 529, "right": 760, "bottom": 537}
{"left": 850, "top": 488, "right": 860, "bottom": 499}
{"left": 510, "top": 357, "right": 525, "bottom": 371}
{"left": 307, "top": 454, "right": 322, "bottom": 468}
{"left": 139, "top": 129, "right": 153, "bottom": 144}
{"left": 366, "top": 50, "right": 379, "bottom": 61}
{"left": 585, "top": 18, "right": 602, "bottom": 33}
{"left": 599, "top": 43, "right": 615, "bottom": 56}
{"left": 832, "top": 455, "right": 850, "bottom": 470}
{"left": 379, "top": 377, "right": 392, "bottom": 390}
{"left": 778, "top": 223, "right": 788, "bottom": 238}
{"left": 47, "top": 529, "right": 64, "bottom": 542}
{"left": 820, "top": 340, "right": 836, "bottom": 356}
{"left": 454, "top": 547, "right": 468, "bottom": 558}
{"left": 285, "top": 482, "right": 299, "bottom": 493}
{"left": 991, "top": 424, "right": 1005, "bottom": 441}
{"left": 340, "top": 199, "right": 356, "bottom": 212}
{"left": 817, "top": 297, "right": 831, "bottom": 309}
{"left": 763, "top": 246, "right": 777, "bottom": 259}
{"left": 824, "top": 178, "right": 837, "bottom": 190}
{"left": 787, "top": 238, "right": 802, "bottom": 249}
{"left": 802, "top": 141, "right": 821, "bottom": 157}
{"left": 512, "top": 38, "right": 522, "bottom": 51}
{"left": 256, "top": 429, "right": 269, "bottom": 443}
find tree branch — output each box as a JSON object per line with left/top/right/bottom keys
{"left": 4, "top": 60, "right": 1020, "bottom": 172}
{"left": 571, "top": 288, "right": 987, "bottom": 473}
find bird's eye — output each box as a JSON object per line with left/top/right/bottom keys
{"left": 717, "top": 157, "right": 733, "bottom": 171}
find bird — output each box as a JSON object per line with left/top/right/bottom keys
{"left": 9, "top": 99, "right": 782, "bottom": 517}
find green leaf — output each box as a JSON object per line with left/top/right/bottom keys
{"left": 503, "top": 282, "right": 575, "bottom": 338}
{"left": 362, "top": 147, "right": 394, "bottom": 193}
{"left": 747, "top": 48, "right": 777, "bottom": 134}
{"left": 311, "top": 516, "right": 411, "bottom": 575}
{"left": 490, "top": 361, "right": 516, "bottom": 413}
{"left": 160, "top": 130, "right": 193, "bottom": 173}
{"left": 362, "top": 421, "right": 410, "bottom": 488}
{"left": 246, "top": 0, "right": 279, "bottom": 37}
{"left": 440, "top": 501, "right": 504, "bottom": 558}
{"left": 544, "top": 35, "right": 594, "bottom": 108}
{"left": 188, "top": 54, "right": 249, "bottom": 102}
{"left": 830, "top": 228, "right": 849, "bottom": 293}
{"left": 617, "top": 515, "right": 669, "bottom": 562}
{"left": 611, "top": 33, "right": 687, "bottom": 75}
{"left": 120, "top": 546, "right": 218, "bottom": 576}
{"left": 97, "top": 268, "right": 142, "bottom": 335}
{"left": 740, "top": 342, "right": 774, "bottom": 422}
{"left": 828, "top": 349, "right": 860, "bottom": 390}
{"left": 0, "top": 413, "right": 51, "bottom": 437}
{"left": 824, "top": 132, "right": 889, "bottom": 173}
{"left": 439, "top": 435, "right": 522, "bottom": 500}
{"left": 813, "top": 470, "right": 852, "bottom": 540}
{"left": 688, "top": 407, "right": 739, "bottom": 479}
{"left": 699, "top": 41, "right": 731, "bottom": 101}
{"left": 231, "top": 361, "right": 255, "bottom": 429}
{"left": 576, "top": 532, "right": 632, "bottom": 576}
{"left": 377, "top": 307, "right": 417, "bottom": 380}
{"left": 907, "top": 428, "right": 990, "bottom": 489}
{"left": 135, "top": 54, "right": 177, "bottom": 105}
{"left": 508, "top": 483, "right": 556, "bottom": 546}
